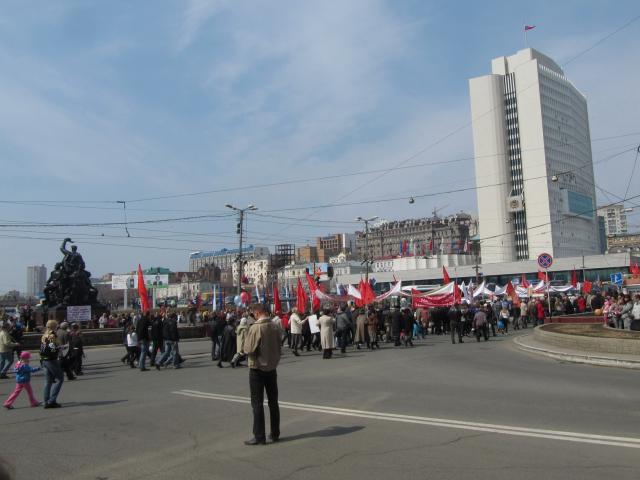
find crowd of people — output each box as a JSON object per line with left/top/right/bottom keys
{"left": 2, "top": 289, "right": 640, "bottom": 410}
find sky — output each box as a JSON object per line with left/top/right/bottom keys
{"left": 1, "top": 0, "right": 639, "bottom": 292}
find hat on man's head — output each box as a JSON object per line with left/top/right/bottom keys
{"left": 20, "top": 351, "right": 31, "bottom": 360}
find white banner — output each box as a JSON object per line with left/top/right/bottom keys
{"left": 67, "top": 305, "right": 91, "bottom": 323}
{"left": 111, "top": 274, "right": 169, "bottom": 290}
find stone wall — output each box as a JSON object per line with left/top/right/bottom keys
{"left": 534, "top": 324, "right": 640, "bottom": 355}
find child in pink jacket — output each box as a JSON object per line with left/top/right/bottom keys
{"left": 4, "top": 351, "right": 41, "bottom": 409}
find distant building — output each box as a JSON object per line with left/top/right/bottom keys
{"left": 597, "top": 204, "right": 630, "bottom": 236}
{"left": 233, "top": 258, "right": 271, "bottom": 287}
{"left": 355, "top": 213, "right": 473, "bottom": 260}
{"left": 272, "top": 244, "right": 295, "bottom": 270}
{"left": 189, "top": 245, "right": 269, "bottom": 272}
{"left": 316, "top": 233, "right": 356, "bottom": 260}
{"left": 26, "top": 265, "right": 47, "bottom": 297}
{"left": 297, "top": 245, "right": 320, "bottom": 263}
{"left": 470, "top": 48, "right": 599, "bottom": 263}
{"left": 606, "top": 233, "right": 640, "bottom": 254}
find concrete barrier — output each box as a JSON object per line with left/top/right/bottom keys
{"left": 18, "top": 326, "right": 207, "bottom": 350}
{"left": 534, "top": 324, "right": 640, "bottom": 355}
{"left": 545, "top": 315, "right": 603, "bottom": 324}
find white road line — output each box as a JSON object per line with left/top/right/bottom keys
{"left": 173, "top": 389, "right": 640, "bottom": 449}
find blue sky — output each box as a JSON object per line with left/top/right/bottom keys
{"left": 1, "top": 0, "right": 639, "bottom": 292}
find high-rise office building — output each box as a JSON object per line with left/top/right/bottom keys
{"left": 26, "top": 264, "right": 47, "bottom": 297}
{"left": 470, "top": 48, "right": 599, "bottom": 264}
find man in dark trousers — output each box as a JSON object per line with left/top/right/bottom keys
{"left": 242, "top": 303, "right": 281, "bottom": 446}
{"left": 150, "top": 313, "right": 164, "bottom": 367}
{"left": 448, "top": 303, "right": 463, "bottom": 344}
{"left": 136, "top": 311, "right": 151, "bottom": 371}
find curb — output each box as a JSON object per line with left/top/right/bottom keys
{"left": 514, "top": 335, "right": 640, "bottom": 370}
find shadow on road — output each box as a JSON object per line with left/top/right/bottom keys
{"left": 278, "top": 425, "right": 365, "bottom": 443}
{"left": 62, "top": 400, "right": 128, "bottom": 408}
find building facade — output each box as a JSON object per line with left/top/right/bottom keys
{"left": 189, "top": 245, "right": 270, "bottom": 272}
{"left": 232, "top": 258, "right": 271, "bottom": 287}
{"left": 597, "top": 204, "right": 630, "bottom": 236}
{"left": 316, "top": 233, "right": 356, "bottom": 259}
{"left": 355, "top": 213, "right": 473, "bottom": 260}
{"left": 470, "top": 48, "right": 599, "bottom": 264}
{"left": 26, "top": 265, "right": 47, "bottom": 298}
{"left": 606, "top": 233, "right": 640, "bottom": 254}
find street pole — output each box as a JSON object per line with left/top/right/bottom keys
{"left": 357, "top": 216, "right": 378, "bottom": 283}
{"left": 226, "top": 204, "right": 258, "bottom": 298}
{"left": 237, "top": 209, "right": 244, "bottom": 297}
{"left": 545, "top": 268, "right": 552, "bottom": 320}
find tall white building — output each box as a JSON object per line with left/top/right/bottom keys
{"left": 597, "top": 204, "right": 629, "bottom": 236}
{"left": 469, "top": 48, "right": 599, "bottom": 264}
{"left": 26, "top": 264, "right": 47, "bottom": 297}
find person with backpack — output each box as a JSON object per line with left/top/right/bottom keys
{"left": 40, "top": 320, "right": 64, "bottom": 408}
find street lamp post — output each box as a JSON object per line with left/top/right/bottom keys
{"left": 225, "top": 204, "right": 258, "bottom": 297}
{"left": 356, "top": 216, "right": 378, "bottom": 282}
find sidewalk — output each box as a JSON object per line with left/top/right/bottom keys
{"left": 514, "top": 333, "right": 640, "bottom": 370}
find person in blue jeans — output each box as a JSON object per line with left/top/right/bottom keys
{"left": 155, "top": 314, "right": 181, "bottom": 369}
{"left": 40, "top": 320, "right": 64, "bottom": 408}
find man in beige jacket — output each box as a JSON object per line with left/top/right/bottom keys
{"left": 243, "top": 303, "right": 282, "bottom": 445}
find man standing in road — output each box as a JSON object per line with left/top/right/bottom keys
{"left": 448, "top": 303, "right": 463, "bottom": 344}
{"left": 243, "top": 303, "right": 281, "bottom": 446}
{"left": 136, "top": 312, "right": 151, "bottom": 371}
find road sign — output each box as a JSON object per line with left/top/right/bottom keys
{"left": 537, "top": 252, "right": 553, "bottom": 269}
{"left": 610, "top": 272, "right": 623, "bottom": 286}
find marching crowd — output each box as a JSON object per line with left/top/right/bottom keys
{"left": 2, "top": 290, "right": 640, "bottom": 410}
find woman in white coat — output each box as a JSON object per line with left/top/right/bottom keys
{"left": 317, "top": 307, "right": 336, "bottom": 359}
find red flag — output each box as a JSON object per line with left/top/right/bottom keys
{"left": 296, "top": 278, "right": 307, "bottom": 313}
{"left": 506, "top": 281, "right": 520, "bottom": 307}
{"left": 361, "top": 280, "right": 376, "bottom": 305}
{"left": 630, "top": 261, "right": 640, "bottom": 275}
{"left": 273, "top": 282, "right": 282, "bottom": 314}
{"left": 524, "top": 25, "right": 536, "bottom": 31}
{"left": 304, "top": 271, "right": 320, "bottom": 311}
{"left": 571, "top": 269, "right": 577, "bottom": 287}
{"left": 582, "top": 280, "right": 592, "bottom": 294}
{"left": 520, "top": 274, "right": 530, "bottom": 288}
{"left": 428, "top": 238, "right": 433, "bottom": 254}
{"left": 537, "top": 270, "right": 546, "bottom": 281}
{"left": 442, "top": 266, "right": 451, "bottom": 284}
{"left": 137, "top": 264, "right": 150, "bottom": 313}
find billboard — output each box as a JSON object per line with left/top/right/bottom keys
{"left": 111, "top": 274, "right": 169, "bottom": 290}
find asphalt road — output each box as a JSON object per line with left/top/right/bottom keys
{"left": 1, "top": 331, "right": 639, "bottom": 480}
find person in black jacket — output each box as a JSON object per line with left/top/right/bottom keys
{"left": 156, "top": 314, "right": 181, "bottom": 369}
{"left": 150, "top": 314, "right": 164, "bottom": 367}
{"left": 210, "top": 313, "right": 224, "bottom": 361}
{"left": 390, "top": 307, "right": 402, "bottom": 346}
{"left": 401, "top": 308, "right": 414, "bottom": 347}
{"left": 68, "top": 324, "right": 85, "bottom": 375}
{"left": 448, "top": 303, "right": 463, "bottom": 344}
{"left": 136, "top": 312, "right": 151, "bottom": 371}
{"left": 217, "top": 318, "right": 237, "bottom": 368}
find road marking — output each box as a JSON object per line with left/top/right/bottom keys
{"left": 173, "top": 389, "right": 640, "bottom": 449}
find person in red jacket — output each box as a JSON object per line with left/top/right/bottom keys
{"left": 536, "top": 301, "right": 546, "bottom": 326}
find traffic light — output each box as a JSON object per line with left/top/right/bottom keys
{"left": 236, "top": 223, "right": 241, "bottom": 234}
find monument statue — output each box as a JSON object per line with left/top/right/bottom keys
{"left": 43, "top": 238, "right": 100, "bottom": 309}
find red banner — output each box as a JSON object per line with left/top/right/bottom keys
{"left": 411, "top": 288, "right": 455, "bottom": 308}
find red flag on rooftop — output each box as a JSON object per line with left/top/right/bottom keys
{"left": 137, "top": 264, "right": 150, "bottom": 313}
{"left": 296, "top": 278, "right": 307, "bottom": 313}
{"left": 442, "top": 266, "right": 451, "bottom": 284}
{"left": 524, "top": 25, "right": 536, "bottom": 31}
